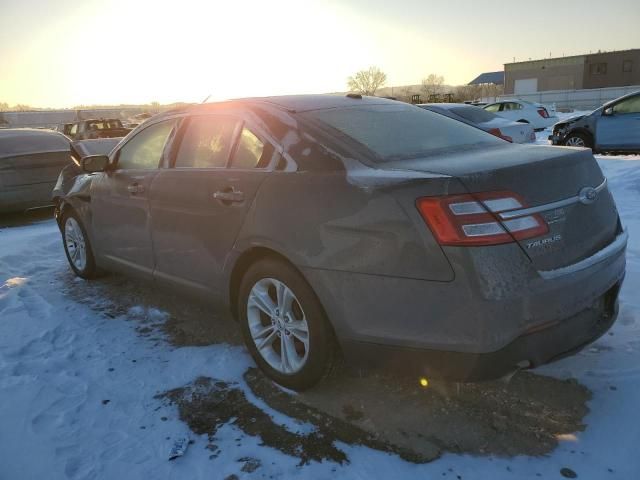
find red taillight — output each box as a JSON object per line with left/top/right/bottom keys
{"left": 537, "top": 108, "right": 549, "bottom": 118}
{"left": 487, "top": 128, "right": 513, "bottom": 143}
{"left": 416, "top": 192, "right": 548, "bottom": 246}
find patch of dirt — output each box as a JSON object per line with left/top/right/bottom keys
{"left": 158, "top": 373, "right": 432, "bottom": 465}
{"left": 294, "top": 369, "right": 591, "bottom": 458}
{"left": 61, "top": 271, "right": 242, "bottom": 347}
{"left": 159, "top": 367, "right": 590, "bottom": 465}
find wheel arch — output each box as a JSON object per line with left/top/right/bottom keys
{"left": 227, "top": 247, "right": 340, "bottom": 345}
{"left": 228, "top": 246, "right": 304, "bottom": 321}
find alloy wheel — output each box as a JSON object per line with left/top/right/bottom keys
{"left": 565, "top": 136, "right": 586, "bottom": 147}
{"left": 65, "top": 217, "right": 87, "bottom": 271}
{"left": 247, "top": 278, "right": 309, "bottom": 374}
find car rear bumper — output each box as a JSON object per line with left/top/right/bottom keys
{"left": 341, "top": 280, "right": 621, "bottom": 381}
{"left": 0, "top": 183, "right": 56, "bottom": 213}
{"left": 302, "top": 229, "right": 626, "bottom": 380}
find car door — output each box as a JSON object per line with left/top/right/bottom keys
{"left": 90, "top": 118, "right": 178, "bottom": 277}
{"left": 596, "top": 94, "right": 640, "bottom": 151}
{"left": 148, "top": 113, "right": 277, "bottom": 300}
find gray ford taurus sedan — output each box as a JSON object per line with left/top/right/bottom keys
{"left": 53, "top": 95, "right": 627, "bottom": 390}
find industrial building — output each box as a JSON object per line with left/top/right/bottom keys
{"left": 504, "top": 48, "right": 640, "bottom": 94}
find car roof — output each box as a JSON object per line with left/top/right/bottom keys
{"left": 194, "top": 94, "right": 396, "bottom": 113}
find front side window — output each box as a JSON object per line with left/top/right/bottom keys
{"left": 484, "top": 103, "right": 500, "bottom": 113}
{"left": 304, "top": 103, "right": 501, "bottom": 162}
{"left": 70, "top": 124, "right": 78, "bottom": 135}
{"left": 117, "top": 119, "right": 176, "bottom": 170}
{"left": 612, "top": 95, "right": 640, "bottom": 115}
{"left": 231, "top": 127, "right": 272, "bottom": 169}
{"left": 174, "top": 116, "right": 238, "bottom": 168}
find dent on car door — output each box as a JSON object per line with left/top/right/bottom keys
{"left": 596, "top": 95, "right": 640, "bottom": 150}
{"left": 90, "top": 119, "right": 178, "bottom": 276}
{"left": 148, "top": 114, "right": 276, "bottom": 299}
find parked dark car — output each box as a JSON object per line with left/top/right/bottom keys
{"left": 53, "top": 95, "right": 626, "bottom": 390}
{"left": 549, "top": 91, "right": 640, "bottom": 153}
{"left": 1, "top": 128, "right": 71, "bottom": 213}
{"left": 68, "top": 118, "right": 131, "bottom": 140}
{"left": 418, "top": 103, "right": 536, "bottom": 143}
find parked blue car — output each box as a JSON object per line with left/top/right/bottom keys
{"left": 549, "top": 91, "right": 640, "bottom": 153}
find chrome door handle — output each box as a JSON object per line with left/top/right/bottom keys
{"left": 213, "top": 188, "right": 244, "bottom": 203}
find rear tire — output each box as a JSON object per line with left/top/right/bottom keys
{"left": 238, "top": 257, "right": 337, "bottom": 391}
{"left": 564, "top": 132, "right": 593, "bottom": 149}
{"left": 62, "top": 210, "right": 98, "bottom": 279}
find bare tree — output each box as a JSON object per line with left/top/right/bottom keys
{"left": 0, "top": 102, "right": 9, "bottom": 111}
{"left": 347, "top": 66, "right": 387, "bottom": 96}
{"left": 421, "top": 74, "right": 445, "bottom": 100}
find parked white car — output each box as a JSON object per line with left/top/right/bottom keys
{"left": 483, "top": 100, "right": 558, "bottom": 131}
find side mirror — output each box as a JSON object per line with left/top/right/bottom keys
{"left": 82, "top": 155, "right": 110, "bottom": 173}
{"left": 603, "top": 107, "right": 614, "bottom": 116}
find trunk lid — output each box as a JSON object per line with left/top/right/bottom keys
{"left": 491, "top": 120, "right": 535, "bottom": 144}
{"left": 389, "top": 144, "right": 619, "bottom": 271}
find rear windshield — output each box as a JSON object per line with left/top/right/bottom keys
{"left": 0, "top": 130, "right": 70, "bottom": 158}
{"left": 449, "top": 106, "right": 497, "bottom": 124}
{"left": 303, "top": 104, "right": 500, "bottom": 161}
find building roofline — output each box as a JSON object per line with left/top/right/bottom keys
{"left": 504, "top": 48, "right": 639, "bottom": 66}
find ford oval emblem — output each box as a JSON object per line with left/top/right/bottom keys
{"left": 578, "top": 186, "right": 598, "bottom": 205}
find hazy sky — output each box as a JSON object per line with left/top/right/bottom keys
{"left": 1, "top": 0, "right": 638, "bottom": 108}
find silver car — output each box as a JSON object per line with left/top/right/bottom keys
{"left": 419, "top": 103, "right": 536, "bottom": 143}
{"left": 0, "top": 129, "right": 71, "bottom": 213}
{"left": 53, "top": 95, "right": 626, "bottom": 390}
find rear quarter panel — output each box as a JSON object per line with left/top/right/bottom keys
{"left": 233, "top": 169, "right": 457, "bottom": 282}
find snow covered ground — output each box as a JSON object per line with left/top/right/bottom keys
{"left": 1, "top": 138, "right": 638, "bottom": 478}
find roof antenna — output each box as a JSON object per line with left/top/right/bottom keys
{"left": 201, "top": 94, "right": 211, "bottom": 104}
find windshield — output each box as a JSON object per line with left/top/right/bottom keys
{"left": 304, "top": 103, "right": 500, "bottom": 161}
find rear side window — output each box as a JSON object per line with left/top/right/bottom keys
{"left": 117, "top": 119, "right": 176, "bottom": 170}
{"left": 449, "top": 106, "right": 497, "bottom": 123}
{"left": 230, "top": 127, "right": 275, "bottom": 169}
{"left": 502, "top": 102, "right": 522, "bottom": 111}
{"left": 304, "top": 104, "right": 500, "bottom": 161}
{"left": 175, "top": 116, "right": 238, "bottom": 168}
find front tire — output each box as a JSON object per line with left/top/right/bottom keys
{"left": 238, "top": 258, "right": 336, "bottom": 391}
{"left": 62, "top": 210, "right": 98, "bottom": 279}
{"left": 564, "top": 132, "right": 593, "bottom": 149}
